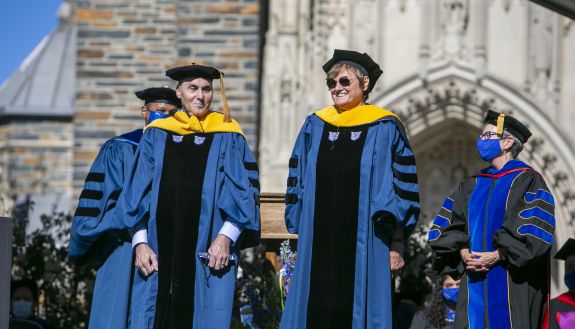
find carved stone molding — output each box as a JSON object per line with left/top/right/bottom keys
{"left": 433, "top": 0, "right": 471, "bottom": 63}
{"left": 377, "top": 75, "right": 575, "bottom": 231}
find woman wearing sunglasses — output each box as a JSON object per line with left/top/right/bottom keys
{"left": 280, "top": 49, "right": 420, "bottom": 329}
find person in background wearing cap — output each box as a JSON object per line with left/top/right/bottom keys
{"left": 543, "top": 238, "right": 575, "bottom": 329}
{"left": 68, "top": 87, "right": 180, "bottom": 329}
{"left": 280, "top": 49, "right": 420, "bottom": 329}
{"left": 428, "top": 110, "right": 555, "bottom": 329}
{"left": 117, "top": 64, "right": 260, "bottom": 328}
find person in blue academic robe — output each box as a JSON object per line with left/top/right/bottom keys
{"left": 280, "top": 49, "right": 420, "bottom": 329}
{"left": 68, "top": 87, "right": 181, "bottom": 329}
{"left": 429, "top": 110, "right": 555, "bottom": 329}
{"left": 117, "top": 64, "right": 260, "bottom": 329}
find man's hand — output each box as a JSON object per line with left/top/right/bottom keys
{"left": 207, "top": 234, "right": 232, "bottom": 270}
{"left": 135, "top": 243, "right": 158, "bottom": 277}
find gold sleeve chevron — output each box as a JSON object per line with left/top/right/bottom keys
{"left": 146, "top": 111, "right": 244, "bottom": 136}
{"left": 315, "top": 105, "right": 399, "bottom": 127}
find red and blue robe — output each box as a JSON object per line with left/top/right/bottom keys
{"left": 543, "top": 292, "right": 575, "bottom": 329}
{"left": 429, "top": 160, "right": 555, "bottom": 329}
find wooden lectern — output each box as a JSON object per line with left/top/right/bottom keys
{"left": 259, "top": 193, "right": 297, "bottom": 270}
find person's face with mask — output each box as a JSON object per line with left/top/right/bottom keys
{"left": 141, "top": 102, "right": 178, "bottom": 126}
{"left": 11, "top": 286, "right": 35, "bottom": 319}
{"left": 442, "top": 275, "right": 461, "bottom": 322}
{"left": 442, "top": 275, "right": 461, "bottom": 305}
{"left": 565, "top": 255, "right": 575, "bottom": 294}
{"left": 476, "top": 124, "right": 515, "bottom": 162}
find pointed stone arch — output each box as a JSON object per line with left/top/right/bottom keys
{"left": 371, "top": 64, "right": 575, "bottom": 292}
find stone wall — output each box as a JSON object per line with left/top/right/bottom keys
{"left": 74, "top": 0, "right": 261, "bottom": 193}
{"left": 175, "top": 0, "right": 261, "bottom": 142}
{"left": 74, "top": 0, "right": 179, "bottom": 192}
{"left": 0, "top": 120, "right": 73, "bottom": 198}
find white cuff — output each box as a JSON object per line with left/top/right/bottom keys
{"left": 132, "top": 229, "right": 148, "bottom": 249}
{"left": 218, "top": 221, "right": 242, "bottom": 244}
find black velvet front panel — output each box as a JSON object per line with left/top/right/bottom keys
{"left": 306, "top": 124, "right": 369, "bottom": 328}
{"left": 154, "top": 133, "right": 213, "bottom": 329}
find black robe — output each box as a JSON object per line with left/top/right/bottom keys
{"left": 429, "top": 160, "right": 555, "bottom": 329}
{"left": 409, "top": 311, "right": 454, "bottom": 329}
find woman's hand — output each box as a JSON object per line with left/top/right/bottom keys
{"left": 135, "top": 243, "right": 158, "bottom": 277}
{"left": 389, "top": 247, "right": 405, "bottom": 278}
{"left": 208, "top": 234, "right": 231, "bottom": 270}
{"left": 460, "top": 248, "right": 473, "bottom": 265}
{"left": 463, "top": 249, "right": 500, "bottom": 272}
{"left": 390, "top": 228, "right": 405, "bottom": 277}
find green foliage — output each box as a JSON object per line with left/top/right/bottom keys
{"left": 11, "top": 203, "right": 95, "bottom": 329}
{"left": 233, "top": 244, "right": 282, "bottom": 329}
{"left": 395, "top": 225, "right": 434, "bottom": 305}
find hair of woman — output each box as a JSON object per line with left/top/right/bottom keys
{"left": 424, "top": 275, "right": 449, "bottom": 328}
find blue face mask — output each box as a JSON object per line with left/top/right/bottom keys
{"left": 442, "top": 287, "right": 459, "bottom": 305}
{"left": 147, "top": 111, "right": 168, "bottom": 125}
{"left": 476, "top": 138, "right": 502, "bottom": 162}
{"left": 12, "top": 300, "right": 33, "bottom": 318}
{"left": 565, "top": 270, "right": 575, "bottom": 291}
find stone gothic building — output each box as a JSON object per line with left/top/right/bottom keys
{"left": 259, "top": 0, "right": 575, "bottom": 293}
{"left": 0, "top": 0, "right": 262, "bottom": 224}
{"left": 1, "top": 0, "right": 574, "bottom": 292}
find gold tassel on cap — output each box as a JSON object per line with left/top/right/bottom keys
{"left": 496, "top": 113, "right": 505, "bottom": 136}
{"left": 218, "top": 70, "right": 232, "bottom": 123}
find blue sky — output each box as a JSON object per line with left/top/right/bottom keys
{"left": 0, "top": 0, "right": 63, "bottom": 85}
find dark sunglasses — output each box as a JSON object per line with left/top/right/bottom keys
{"left": 326, "top": 76, "right": 354, "bottom": 89}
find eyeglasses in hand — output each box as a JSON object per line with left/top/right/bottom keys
{"left": 197, "top": 252, "right": 238, "bottom": 287}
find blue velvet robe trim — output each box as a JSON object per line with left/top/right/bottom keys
{"left": 281, "top": 114, "right": 419, "bottom": 329}
{"left": 466, "top": 161, "right": 528, "bottom": 329}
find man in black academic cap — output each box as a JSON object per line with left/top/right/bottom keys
{"left": 136, "top": 86, "right": 182, "bottom": 126}
{"left": 429, "top": 110, "right": 556, "bottom": 329}
{"left": 118, "top": 64, "right": 260, "bottom": 328}
{"left": 543, "top": 238, "right": 575, "bottom": 328}
{"left": 69, "top": 87, "right": 180, "bottom": 329}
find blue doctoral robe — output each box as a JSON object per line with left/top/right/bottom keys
{"left": 116, "top": 126, "right": 260, "bottom": 329}
{"left": 69, "top": 129, "right": 143, "bottom": 329}
{"left": 280, "top": 113, "right": 420, "bottom": 329}
{"left": 429, "top": 160, "right": 555, "bottom": 329}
